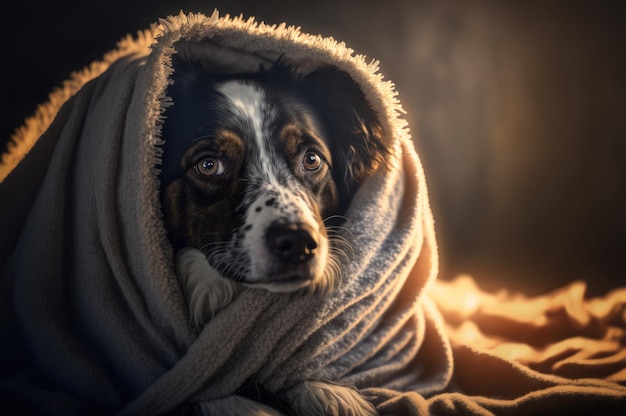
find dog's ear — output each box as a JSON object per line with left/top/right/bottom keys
{"left": 161, "top": 53, "right": 218, "bottom": 190}
{"left": 301, "top": 67, "right": 387, "bottom": 212}
{"left": 168, "top": 50, "right": 208, "bottom": 90}
{"left": 161, "top": 180, "right": 187, "bottom": 250}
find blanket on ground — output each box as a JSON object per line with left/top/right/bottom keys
{"left": 1, "top": 11, "right": 624, "bottom": 415}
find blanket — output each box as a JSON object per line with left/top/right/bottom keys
{"left": 1, "top": 10, "right": 624, "bottom": 415}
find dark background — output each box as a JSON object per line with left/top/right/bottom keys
{"left": 3, "top": 0, "right": 625, "bottom": 296}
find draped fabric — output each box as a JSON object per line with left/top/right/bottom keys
{"left": 1, "top": 11, "right": 624, "bottom": 415}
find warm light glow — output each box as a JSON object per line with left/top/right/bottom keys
{"left": 461, "top": 292, "right": 481, "bottom": 313}
{"left": 429, "top": 274, "right": 484, "bottom": 318}
{"left": 429, "top": 275, "right": 626, "bottom": 381}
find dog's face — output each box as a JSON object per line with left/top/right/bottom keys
{"left": 160, "top": 56, "right": 385, "bottom": 293}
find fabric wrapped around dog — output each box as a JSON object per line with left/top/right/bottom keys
{"left": 1, "top": 11, "right": 625, "bottom": 415}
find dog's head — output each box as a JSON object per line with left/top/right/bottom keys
{"left": 160, "top": 55, "right": 386, "bottom": 293}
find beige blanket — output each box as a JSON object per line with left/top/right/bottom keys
{"left": 1, "top": 11, "right": 624, "bottom": 415}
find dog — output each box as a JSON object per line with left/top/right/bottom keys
{"left": 160, "top": 52, "right": 387, "bottom": 415}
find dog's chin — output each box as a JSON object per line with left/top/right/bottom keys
{"left": 242, "top": 275, "right": 315, "bottom": 293}
{"left": 241, "top": 259, "right": 326, "bottom": 293}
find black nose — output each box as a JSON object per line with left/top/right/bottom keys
{"left": 266, "top": 223, "right": 318, "bottom": 263}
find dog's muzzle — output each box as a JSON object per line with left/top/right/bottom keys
{"left": 239, "top": 188, "right": 329, "bottom": 291}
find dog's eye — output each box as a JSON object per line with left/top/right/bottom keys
{"left": 302, "top": 151, "right": 323, "bottom": 171}
{"left": 195, "top": 158, "right": 226, "bottom": 177}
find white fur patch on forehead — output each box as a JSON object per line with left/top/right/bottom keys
{"left": 217, "top": 80, "right": 265, "bottom": 116}
{"left": 217, "top": 81, "right": 265, "bottom": 145}
{"left": 217, "top": 80, "right": 277, "bottom": 178}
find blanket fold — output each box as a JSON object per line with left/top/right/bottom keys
{"left": 1, "top": 10, "right": 625, "bottom": 415}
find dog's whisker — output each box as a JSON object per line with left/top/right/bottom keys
{"left": 328, "top": 231, "right": 352, "bottom": 247}
{"left": 323, "top": 215, "right": 352, "bottom": 226}
{"left": 327, "top": 230, "right": 355, "bottom": 258}
{"left": 325, "top": 256, "right": 343, "bottom": 292}
{"left": 200, "top": 241, "right": 231, "bottom": 250}
{"left": 325, "top": 221, "right": 355, "bottom": 237}
{"left": 326, "top": 227, "right": 355, "bottom": 242}
{"left": 196, "top": 119, "right": 220, "bottom": 132}
{"left": 330, "top": 240, "right": 354, "bottom": 258}
{"left": 205, "top": 247, "right": 231, "bottom": 264}
{"left": 200, "top": 245, "right": 231, "bottom": 260}
{"left": 330, "top": 245, "right": 353, "bottom": 265}
{"left": 205, "top": 246, "right": 251, "bottom": 283}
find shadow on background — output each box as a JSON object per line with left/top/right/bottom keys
{"left": 2, "top": 0, "right": 624, "bottom": 296}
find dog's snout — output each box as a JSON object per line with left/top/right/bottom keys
{"left": 266, "top": 223, "right": 318, "bottom": 263}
